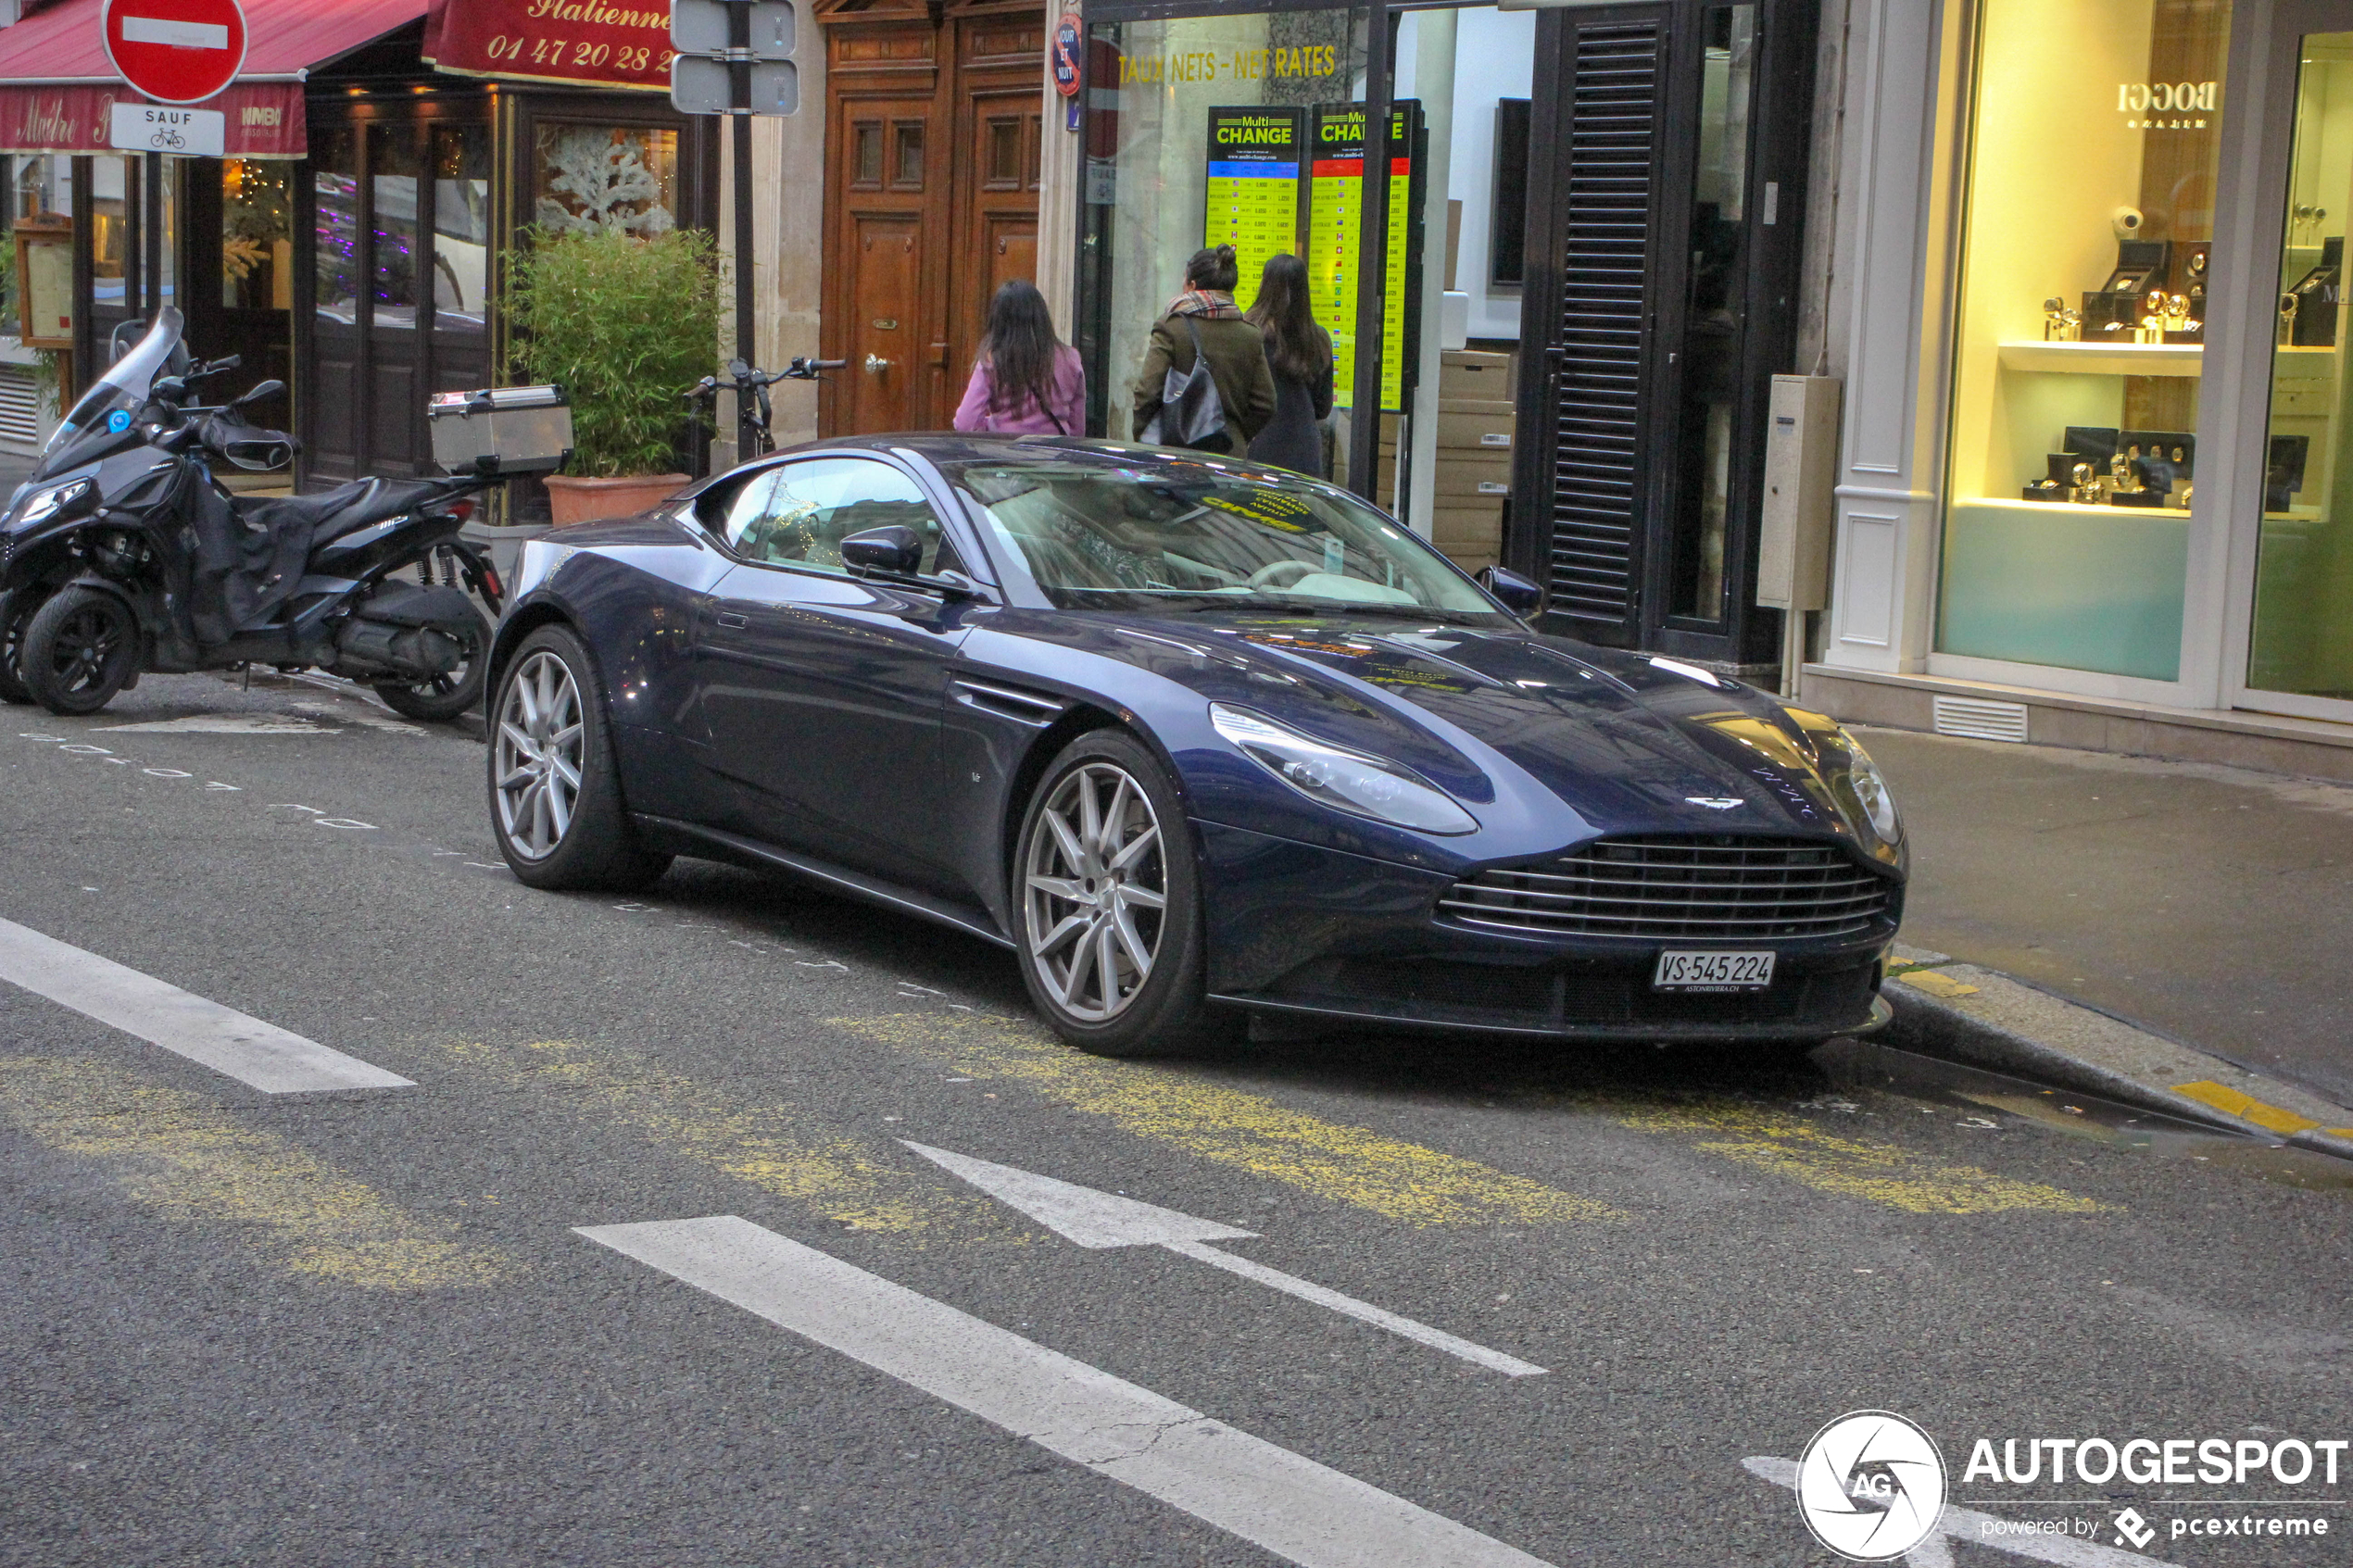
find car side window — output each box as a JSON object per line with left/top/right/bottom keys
{"left": 720, "top": 457, "right": 960, "bottom": 577}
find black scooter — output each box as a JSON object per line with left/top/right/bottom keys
{"left": 0, "top": 309, "right": 503, "bottom": 720}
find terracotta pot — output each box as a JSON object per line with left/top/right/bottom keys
{"left": 543, "top": 472, "right": 690, "bottom": 526}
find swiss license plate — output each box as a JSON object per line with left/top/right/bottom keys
{"left": 1653, "top": 949, "right": 1777, "bottom": 991}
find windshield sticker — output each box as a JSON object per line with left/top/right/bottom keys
{"left": 1201, "top": 491, "right": 1315, "bottom": 533}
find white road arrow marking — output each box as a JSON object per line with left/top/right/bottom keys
{"left": 579, "top": 1215, "right": 1559, "bottom": 1568}
{"left": 900, "top": 1141, "right": 1546, "bottom": 1376}
{"left": 1742, "top": 1457, "right": 2186, "bottom": 1568}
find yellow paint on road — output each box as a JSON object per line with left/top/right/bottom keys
{"left": 1894, "top": 970, "right": 1982, "bottom": 999}
{"left": 835, "top": 1013, "right": 1620, "bottom": 1225}
{"left": 440, "top": 1039, "right": 1016, "bottom": 1242}
{"left": 0, "top": 1057, "right": 513, "bottom": 1288}
{"left": 2171, "top": 1080, "right": 2323, "bottom": 1137}
{"left": 1614, "top": 1100, "right": 2109, "bottom": 1214}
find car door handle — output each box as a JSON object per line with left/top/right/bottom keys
{"left": 715, "top": 611, "right": 749, "bottom": 628}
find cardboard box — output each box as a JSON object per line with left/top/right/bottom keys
{"left": 1428, "top": 504, "right": 1504, "bottom": 547}
{"left": 1440, "top": 350, "right": 1516, "bottom": 399}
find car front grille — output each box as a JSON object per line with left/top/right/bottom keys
{"left": 1437, "top": 834, "right": 1894, "bottom": 941}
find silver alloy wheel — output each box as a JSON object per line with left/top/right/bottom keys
{"left": 1023, "top": 761, "right": 1167, "bottom": 1022}
{"left": 493, "top": 650, "right": 585, "bottom": 860}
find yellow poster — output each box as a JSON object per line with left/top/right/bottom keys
{"left": 1307, "top": 103, "right": 1416, "bottom": 412}
{"left": 1203, "top": 107, "right": 1303, "bottom": 312}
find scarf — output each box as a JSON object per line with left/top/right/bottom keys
{"left": 1165, "top": 288, "right": 1242, "bottom": 320}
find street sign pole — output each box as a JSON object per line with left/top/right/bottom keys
{"left": 143, "top": 151, "right": 160, "bottom": 321}
{"left": 730, "top": 2, "right": 757, "bottom": 460}
{"left": 672, "top": 0, "right": 799, "bottom": 463}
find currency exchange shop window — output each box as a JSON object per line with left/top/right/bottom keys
{"left": 1939, "top": 0, "right": 2230, "bottom": 683}
{"left": 1075, "top": 7, "right": 1369, "bottom": 437}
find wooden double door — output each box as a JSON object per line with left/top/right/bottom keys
{"left": 818, "top": 0, "right": 1046, "bottom": 435}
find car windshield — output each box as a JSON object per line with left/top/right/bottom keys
{"left": 952, "top": 459, "right": 1508, "bottom": 621}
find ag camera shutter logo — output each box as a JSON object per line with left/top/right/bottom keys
{"left": 1796, "top": 1411, "right": 1949, "bottom": 1560}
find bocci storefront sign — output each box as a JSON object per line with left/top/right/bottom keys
{"left": 2118, "top": 80, "right": 2220, "bottom": 112}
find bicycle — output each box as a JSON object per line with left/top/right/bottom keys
{"left": 683, "top": 357, "right": 847, "bottom": 463}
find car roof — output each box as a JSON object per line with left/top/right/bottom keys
{"left": 767, "top": 433, "right": 1344, "bottom": 494}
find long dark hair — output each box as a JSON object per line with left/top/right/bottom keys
{"left": 1184, "top": 245, "right": 1239, "bottom": 293}
{"left": 1244, "top": 254, "right": 1331, "bottom": 383}
{"left": 978, "top": 279, "right": 1062, "bottom": 416}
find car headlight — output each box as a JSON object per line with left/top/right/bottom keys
{"left": 1830, "top": 727, "right": 1902, "bottom": 844}
{"left": 9, "top": 479, "right": 94, "bottom": 529}
{"left": 1210, "top": 703, "right": 1478, "bottom": 834}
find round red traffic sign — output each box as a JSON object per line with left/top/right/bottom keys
{"left": 101, "top": 0, "right": 248, "bottom": 106}
{"left": 1051, "top": 13, "right": 1082, "bottom": 97}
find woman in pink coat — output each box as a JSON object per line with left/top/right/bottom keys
{"left": 952, "top": 280, "right": 1088, "bottom": 436}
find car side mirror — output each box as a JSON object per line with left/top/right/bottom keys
{"left": 840, "top": 524, "right": 925, "bottom": 575}
{"left": 1478, "top": 564, "right": 1544, "bottom": 617}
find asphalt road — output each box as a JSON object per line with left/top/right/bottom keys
{"left": 1, "top": 673, "right": 2347, "bottom": 1568}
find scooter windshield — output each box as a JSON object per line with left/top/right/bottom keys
{"left": 44, "top": 307, "right": 183, "bottom": 462}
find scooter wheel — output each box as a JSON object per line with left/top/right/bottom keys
{"left": 22, "top": 586, "right": 138, "bottom": 717}
{"left": 0, "top": 588, "right": 40, "bottom": 705}
{"left": 372, "top": 605, "right": 490, "bottom": 723}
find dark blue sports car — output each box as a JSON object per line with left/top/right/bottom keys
{"left": 484, "top": 437, "right": 1905, "bottom": 1056}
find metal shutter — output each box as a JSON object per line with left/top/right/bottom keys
{"left": 1542, "top": 18, "right": 1666, "bottom": 633}
{"left": 0, "top": 364, "right": 42, "bottom": 447}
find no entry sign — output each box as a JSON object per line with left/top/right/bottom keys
{"left": 101, "top": 0, "right": 249, "bottom": 107}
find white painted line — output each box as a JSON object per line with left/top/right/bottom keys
{"left": 1162, "top": 1240, "right": 1548, "bottom": 1377}
{"left": 93, "top": 714, "right": 338, "bottom": 734}
{"left": 578, "top": 1216, "right": 1556, "bottom": 1568}
{"left": 0, "top": 917, "right": 412, "bottom": 1094}
{"left": 1742, "top": 1458, "right": 2183, "bottom": 1568}
{"left": 902, "top": 1141, "right": 1546, "bottom": 1376}
{"left": 120, "top": 15, "right": 230, "bottom": 47}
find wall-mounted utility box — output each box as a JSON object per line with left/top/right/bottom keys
{"left": 1755, "top": 374, "right": 1842, "bottom": 611}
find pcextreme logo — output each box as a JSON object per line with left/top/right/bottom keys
{"left": 1796, "top": 1411, "right": 1950, "bottom": 1561}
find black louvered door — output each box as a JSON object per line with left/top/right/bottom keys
{"left": 1513, "top": 8, "right": 1674, "bottom": 646}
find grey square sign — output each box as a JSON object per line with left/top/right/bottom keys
{"left": 672, "top": 0, "right": 796, "bottom": 57}
{"left": 670, "top": 56, "right": 800, "bottom": 117}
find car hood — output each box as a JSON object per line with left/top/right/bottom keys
{"left": 1066, "top": 609, "right": 1869, "bottom": 850}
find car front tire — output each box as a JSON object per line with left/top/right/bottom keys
{"left": 1013, "top": 729, "right": 1232, "bottom": 1057}
{"left": 487, "top": 624, "right": 671, "bottom": 892}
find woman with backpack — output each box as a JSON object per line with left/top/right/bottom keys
{"left": 953, "top": 279, "right": 1087, "bottom": 436}
{"left": 1240, "top": 254, "right": 1335, "bottom": 477}
{"left": 1130, "top": 245, "right": 1277, "bottom": 455}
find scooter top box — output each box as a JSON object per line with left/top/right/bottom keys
{"left": 427, "top": 385, "right": 574, "bottom": 477}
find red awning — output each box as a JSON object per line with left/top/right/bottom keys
{"left": 0, "top": 0, "right": 430, "bottom": 157}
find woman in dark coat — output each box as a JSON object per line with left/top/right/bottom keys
{"left": 1131, "top": 245, "right": 1277, "bottom": 454}
{"left": 1241, "top": 253, "right": 1334, "bottom": 477}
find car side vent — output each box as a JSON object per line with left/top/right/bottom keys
{"left": 1931, "top": 696, "right": 2029, "bottom": 743}
{"left": 952, "top": 677, "right": 1067, "bottom": 728}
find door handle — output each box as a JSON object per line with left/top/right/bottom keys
{"left": 864, "top": 354, "right": 893, "bottom": 373}
{"left": 715, "top": 611, "right": 749, "bottom": 628}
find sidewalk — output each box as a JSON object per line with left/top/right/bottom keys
{"left": 1860, "top": 725, "right": 2353, "bottom": 1138}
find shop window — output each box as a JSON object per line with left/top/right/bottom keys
{"left": 2249, "top": 33, "right": 2353, "bottom": 701}
{"left": 220, "top": 159, "right": 293, "bottom": 313}
{"left": 853, "top": 122, "right": 885, "bottom": 188}
{"left": 1662, "top": 4, "right": 1756, "bottom": 626}
{"left": 892, "top": 121, "right": 926, "bottom": 190}
{"left": 1941, "top": 0, "right": 2231, "bottom": 683}
{"left": 431, "top": 124, "right": 491, "bottom": 332}
{"left": 533, "top": 124, "right": 679, "bottom": 235}
{"left": 313, "top": 128, "right": 360, "bottom": 326}
{"left": 371, "top": 126, "right": 422, "bottom": 332}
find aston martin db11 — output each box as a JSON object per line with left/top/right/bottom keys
{"left": 484, "top": 436, "right": 1906, "bottom": 1056}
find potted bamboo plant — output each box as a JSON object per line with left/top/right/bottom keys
{"left": 507, "top": 226, "right": 724, "bottom": 524}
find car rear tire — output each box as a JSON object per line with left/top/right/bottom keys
{"left": 22, "top": 585, "right": 137, "bottom": 716}
{"left": 1013, "top": 729, "right": 1234, "bottom": 1057}
{"left": 487, "top": 624, "right": 672, "bottom": 892}
{"left": 374, "top": 603, "right": 490, "bottom": 722}
{"left": 0, "top": 589, "right": 41, "bottom": 705}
